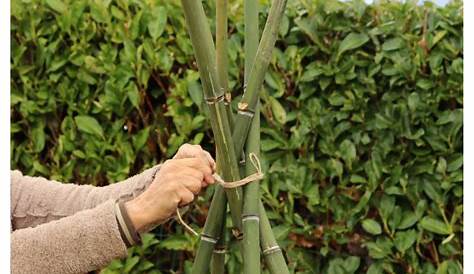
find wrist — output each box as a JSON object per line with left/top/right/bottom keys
{"left": 125, "top": 199, "right": 148, "bottom": 233}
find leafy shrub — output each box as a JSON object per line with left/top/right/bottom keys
{"left": 11, "top": 0, "right": 463, "bottom": 273}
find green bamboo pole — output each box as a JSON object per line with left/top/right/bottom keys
{"left": 242, "top": 0, "right": 261, "bottom": 273}
{"left": 232, "top": 0, "right": 288, "bottom": 156}
{"left": 260, "top": 202, "right": 290, "bottom": 274}
{"left": 210, "top": 205, "right": 227, "bottom": 274}
{"left": 216, "top": 0, "right": 233, "bottom": 128}
{"left": 242, "top": 103, "right": 261, "bottom": 274}
{"left": 244, "top": 0, "right": 259, "bottom": 81}
{"left": 181, "top": 0, "right": 244, "bottom": 272}
{"left": 213, "top": 1, "right": 231, "bottom": 271}
{"left": 192, "top": 186, "right": 227, "bottom": 274}
{"left": 181, "top": 0, "right": 243, "bottom": 232}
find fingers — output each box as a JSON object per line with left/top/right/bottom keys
{"left": 175, "top": 144, "right": 216, "bottom": 172}
{"left": 180, "top": 175, "right": 202, "bottom": 194}
{"left": 178, "top": 188, "right": 195, "bottom": 207}
{"left": 203, "top": 150, "right": 217, "bottom": 172}
{"left": 178, "top": 166, "right": 204, "bottom": 182}
{"left": 173, "top": 158, "right": 213, "bottom": 179}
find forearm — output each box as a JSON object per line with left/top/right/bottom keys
{"left": 11, "top": 200, "right": 128, "bottom": 274}
{"left": 11, "top": 165, "right": 160, "bottom": 229}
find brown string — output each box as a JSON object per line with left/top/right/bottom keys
{"left": 176, "top": 153, "right": 264, "bottom": 237}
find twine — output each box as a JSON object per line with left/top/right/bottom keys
{"left": 176, "top": 152, "right": 264, "bottom": 237}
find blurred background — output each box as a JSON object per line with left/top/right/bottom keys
{"left": 11, "top": 0, "right": 462, "bottom": 273}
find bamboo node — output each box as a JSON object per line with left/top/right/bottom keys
{"left": 201, "top": 235, "right": 218, "bottom": 244}
{"left": 237, "top": 110, "right": 255, "bottom": 118}
{"left": 263, "top": 245, "right": 281, "bottom": 255}
{"left": 205, "top": 94, "right": 225, "bottom": 105}
{"left": 213, "top": 248, "right": 227, "bottom": 254}
{"left": 242, "top": 215, "right": 260, "bottom": 222}
{"left": 238, "top": 102, "right": 248, "bottom": 110}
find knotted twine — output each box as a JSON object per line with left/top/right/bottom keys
{"left": 176, "top": 152, "right": 264, "bottom": 237}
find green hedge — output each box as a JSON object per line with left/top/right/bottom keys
{"left": 11, "top": 0, "right": 463, "bottom": 273}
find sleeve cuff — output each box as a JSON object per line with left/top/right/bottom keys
{"left": 114, "top": 201, "right": 141, "bottom": 247}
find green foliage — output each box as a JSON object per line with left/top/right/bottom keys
{"left": 11, "top": 0, "right": 463, "bottom": 273}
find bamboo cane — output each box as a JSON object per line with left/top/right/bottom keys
{"left": 192, "top": 186, "right": 227, "bottom": 274}
{"left": 260, "top": 202, "right": 290, "bottom": 274}
{"left": 216, "top": 0, "right": 233, "bottom": 128}
{"left": 232, "top": 0, "right": 288, "bottom": 156}
{"left": 181, "top": 0, "right": 290, "bottom": 272}
{"left": 181, "top": 0, "right": 243, "bottom": 232}
{"left": 242, "top": 0, "right": 261, "bottom": 273}
{"left": 242, "top": 103, "right": 261, "bottom": 274}
{"left": 211, "top": 0, "right": 230, "bottom": 271}
{"left": 181, "top": 0, "right": 244, "bottom": 272}
{"left": 210, "top": 206, "right": 227, "bottom": 274}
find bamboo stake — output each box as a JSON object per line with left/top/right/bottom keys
{"left": 216, "top": 0, "right": 233, "bottom": 128}
{"left": 232, "top": 0, "right": 288, "bottom": 156}
{"left": 242, "top": 0, "right": 261, "bottom": 273}
{"left": 242, "top": 103, "right": 261, "bottom": 274}
{"left": 181, "top": 0, "right": 290, "bottom": 272}
{"left": 181, "top": 0, "right": 243, "bottom": 232}
{"left": 260, "top": 202, "right": 290, "bottom": 274}
{"left": 192, "top": 186, "right": 227, "bottom": 274}
{"left": 212, "top": 0, "right": 230, "bottom": 271}
{"left": 181, "top": 0, "right": 244, "bottom": 272}
{"left": 210, "top": 207, "right": 227, "bottom": 274}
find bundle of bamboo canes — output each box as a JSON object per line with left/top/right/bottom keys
{"left": 180, "top": 0, "right": 289, "bottom": 272}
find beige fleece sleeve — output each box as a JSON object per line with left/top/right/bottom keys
{"left": 11, "top": 199, "right": 128, "bottom": 274}
{"left": 11, "top": 165, "right": 160, "bottom": 230}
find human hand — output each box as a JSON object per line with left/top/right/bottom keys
{"left": 173, "top": 143, "right": 216, "bottom": 187}
{"left": 125, "top": 144, "right": 216, "bottom": 232}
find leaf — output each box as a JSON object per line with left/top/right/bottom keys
{"left": 420, "top": 217, "right": 451, "bottom": 235}
{"left": 133, "top": 127, "right": 150, "bottom": 151}
{"left": 31, "top": 124, "right": 46, "bottom": 152}
{"left": 272, "top": 225, "right": 291, "bottom": 241}
{"left": 74, "top": 115, "right": 104, "bottom": 138}
{"left": 398, "top": 211, "right": 419, "bottom": 229}
{"left": 269, "top": 97, "right": 287, "bottom": 124}
{"left": 343, "top": 256, "right": 360, "bottom": 273}
{"left": 382, "top": 37, "right": 404, "bottom": 51}
{"left": 394, "top": 229, "right": 417, "bottom": 252}
{"left": 123, "top": 256, "right": 139, "bottom": 273}
{"left": 148, "top": 7, "right": 167, "bottom": 40}
{"left": 337, "top": 33, "right": 369, "bottom": 60}
{"left": 46, "top": 0, "right": 67, "bottom": 13}
{"left": 340, "top": 139, "right": 356, "bottom": 169}
{"left": 187, "top": 79, "right": 203, "bottom": 106}
{"left": 159, "top": 235, "right": 193, "bottom": 251}
{"left": 447, "top": 154, "right": 462, "bottom": 172}
{"left": 362, "top": 219, "right": 382, "bottom": 235}
{"left": 127, "top": 84, "right": 140, "bottom": 108}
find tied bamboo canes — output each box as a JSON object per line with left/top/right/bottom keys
{"left": 242, "top": 0, "right": 261, "bottom": 273}
{"left": 232, "top": 0, "right": 288, "bottom": 156}
{"left": 180, "top": 0, "right": 290, "bottom": 272}
{"left": 180, "top": 0, "right": 243, "bottom": 232}
{"left": 181, "top": 0, "right": 244, "bottom": 273}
